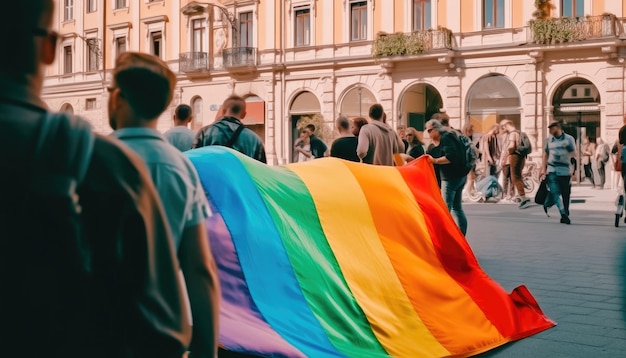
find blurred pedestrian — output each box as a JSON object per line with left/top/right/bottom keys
{"left": 540, "top": 121, "right": 576, "bottom": 225}
{"left": 0, "top": 2, "right": 191, "bottom": 356}
{"left": 193, "top": 95, "right": 267, "bottom": 163}
{"left": 330, "top": 116, "right": 359, "bottom": 162}
{"left": 164, "top": 104, "right": 196, "bottom": 152}
{"left": 110, "top": 52, "right": 220, "bottom": 358}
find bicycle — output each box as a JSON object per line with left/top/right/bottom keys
{"left": 522, "top": 160, "right": 540, "bottom": 196}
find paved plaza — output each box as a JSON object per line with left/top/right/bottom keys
{"left": 467, "top": 186, "right": 626, "bottom": 357}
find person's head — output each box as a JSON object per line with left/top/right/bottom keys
{"left": 425, "top": 119, "right": 446, "bottom": 141}
{"left": 431, "top": 112, "right": 450, "bottom": 127}
{"left": 351, "top": 117, "right": 368, "bottom": 136}
{"left": 548, "top": 121, "right": 563, "bottom": 137}
{"left": 174, "top": 104, "right": 193, "bottom": 126}
{"left": 108, "top": 52, "right": 177, "bottom": 130}
{"left": 619, "top": 124, "right": 626, "bottom": 145}
{"left": 582, "top": 136, "right": 590, "bottom": 144}
{"left": 369, "top": 104, "right": 384, "bottom": 121}
{"left": 305, "top": 123, "right": 317, "bottom": 136}
{"left": 221, "top": 95, "right": 247, "bottom": 120}
{"left": 335, "top": 116, "right": 351, "bottom": 134}
{"left": 500, "top": 119, "right": 514, "bottom": 133}
{"left": 597, "top": 137, "right": 604, "bottom": 145}
{"left": 299, "top": 127, "right": 312, "bottom": 140}
{"left": 396, "top": 124, "right": 407, "bottom": 139}
{"left": 1, "top": 0, "right": 56, "bottom": 86}
{"left": 488, "top": 124, "right": 500, "bottom": 135}
{"left": 405, "top": 128, "right": 423, "bottom": 146}
{"left": 462, "top": 123, "right": 474, "bottom": 138}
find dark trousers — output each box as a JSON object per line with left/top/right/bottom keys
{"left": 545, "top": 173, "right": 572, "bottom": 216}
{"left": 583, "top": 162, "right": 595, "bottom": 186}
{"left": 596, "top": 160, "right": 606, "bottom": 188}
{"left": 510, "top": 154, "right": 526, "bottom": 197}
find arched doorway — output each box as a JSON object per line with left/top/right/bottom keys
{"left": 399, "top": 83, "right": 443, "bottom": 131}
{"left": 551, "top": 78, "right": 601, "bottom": 183}
{"left": 467, "top": 75, "right": 522, "bottom": 138}
{"left": 191, "top": 96, "right": 203, "bottom": 130}
{"left": 289, "top": 91, "right": 321, "bottom": 162}
{"left": 243, "top": 95, "right": 266, "bottom": 142}
{"left": 339, "top": 86, "right": 377, "bottom": 119}
{"left": 60, "top": 103, "right": 74, "bottom": 115}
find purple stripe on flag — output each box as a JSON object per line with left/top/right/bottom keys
{"left": 206, "top": 200, "right": 305, "bottom": 358}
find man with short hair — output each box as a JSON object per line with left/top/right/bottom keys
{"left": 501, "top": 119, "right": 531, "bottom": 209}
{"left": 305, "top": 123, "right": 329, "bottom": 158}
{"left": 425, "top": 119, "right": 469, "bottom": 235}
{"left": 164, "top": 104, "right": 196, "bottom": 151}
{"left": 396, "top": 124, "right": 409, "bottom": 151}
{"left": 540, "top": 121, "right": 576, "bottom": 224}
{"left": 109, "top": 52, "right": 220, "bottom": 358}
{"left": 479, "top": 124, "right": 501, "bottom": 176}
{"left": 0, "top": 2, "right": 191, "bottom": 356}
{"left": 193, "top": 95, "right": 267, "bottom": 163}
{"left": 356, "top": 104, "right": 405, "bottom": 165}
{"left": 330, "top": 116, "right": 359, "bottom": 162}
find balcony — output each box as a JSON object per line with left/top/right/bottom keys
{"left": 372, "top": 28, "right": 453, "bottom": 58}
{"left": 179, "top": 52, "right": 208, "bottom": 73}
{"left": 222, "top": 47, "right": 257, "bottom": 72}
{"left": 529, "top": 14, "right": 622, "bottom": 45}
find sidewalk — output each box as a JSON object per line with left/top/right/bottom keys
{"left": 468, "top": 184, "right": 621, "bottom": 212}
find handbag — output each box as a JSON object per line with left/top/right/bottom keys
{"left": 534, "top": 177, "right": 549, "bottom": 205}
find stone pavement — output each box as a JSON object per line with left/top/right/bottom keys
{"left": 463, "top": 190, "right": 626, "bottom": 357}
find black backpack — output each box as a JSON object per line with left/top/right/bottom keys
{"left": 452, "top": 130, "right": 477, "bottom": 175}
{"left": 515, "top": 131, "right": 532, "bottom": 157}
{"left": 1, "top": 111, "right": 95, "bottom": 354}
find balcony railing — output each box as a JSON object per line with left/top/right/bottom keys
{"left": 222, "top": 47, "right": 257, "bottom": 69}
{"left": 179, "top": 52, "right": 208, "bottom": 72}
{"left": 530, "top": 14, "right": 622, "bottom": 45}
{"left": 372, "top": 28, "right": 453, "bottom": 58}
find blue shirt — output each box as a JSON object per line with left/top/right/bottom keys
{"left": 113, "top": 127, "right": 210, "bottom": 249}
{"left": 163, "top": 126, "right": 196, "bottom": 152}
{"left": 544, "top": 132, "right": 576, "bottom": 176}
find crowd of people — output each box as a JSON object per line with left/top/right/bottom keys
{"left": 3, "top": 1, "right": 626, "bottom": 357}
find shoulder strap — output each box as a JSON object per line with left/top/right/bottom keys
{"left": 31, "top": 111, "right": 95, "bottom": 202}
{"left": 226, "top": 124, "right": 246, "bottom": 148}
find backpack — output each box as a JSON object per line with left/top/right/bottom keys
{"left": 3, "top": 111, "right": 95, "bottom": 352}
{"left": 453, "top": 131, "right": 477, "bottom": 176}
{"left": 515, "top": 131, "right": 532, "bottom": 157}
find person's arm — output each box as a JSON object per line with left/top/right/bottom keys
{"left": 356, "top": 129, "right": 370, "bottom": 159}
{"left": 395, "top": 133, "right": 405, "bottom": 154}
{"left": 179, "top": 224, "right": 220, "bottom": 358}
{"left": 192, "top": 128, "right": 205, "bottom": 149}
{"left": 507, "top": 132, "right": 519, "bottom": 154}
{"left": 320, "top": 140, "right": 329, "bottom": 157}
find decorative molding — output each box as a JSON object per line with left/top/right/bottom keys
{"left": 141, "top": 15, "right": 168, "bottom": 24}
{"left": 107, "top": 22, "right": 132, "bottom": 30}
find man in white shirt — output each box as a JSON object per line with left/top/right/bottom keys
{"left": 164, "top": 104, "right": 196, "bottom": 152}
{"left": 109, "top": 51, "right": 220, "bottom": 358}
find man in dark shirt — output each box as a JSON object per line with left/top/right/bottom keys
{"left": 331, "top": 116, "right": 359, "bottom": 162}
{"left": 425, "top": 119, "right": 468, "bottom": 235}
{"left": 0, "top": 1, "right": 191, "bottom": 356}
{"left": 305, "top": 123, "right": 329, "bottom": 158}
{"left": 193, "top": 95, "right": 267, "bottom": 163}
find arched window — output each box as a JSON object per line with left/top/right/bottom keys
{"left": 340, "top": 86, "right": 377, "bottom": 118}
{"left": 467, "top": 75, "right": 521, "bottom": 135}
{"left": 60, "top": 103, "right": 74, "bottom": 115}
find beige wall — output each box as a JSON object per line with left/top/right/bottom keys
{"left": 460, "top": 0, "right": 473, "bottom": 32}
{"left": 512, "top": 0, "right": 524, "bottom": 27}
{"left": 593, "top": 0, "right": 605, "bottom": 15}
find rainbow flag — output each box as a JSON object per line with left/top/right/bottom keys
{"left": 187, "top": 147, "right": 555, "bottom": 358}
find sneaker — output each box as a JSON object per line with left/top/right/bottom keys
{"left": 543, "top": 205, "right": 550, "bottom": 217}
{"left": 560, "top": 214, "right": 571, "bottom": 225}
{"left": 519, "top": 199, "right": 531, "bottom": 209}
{"left": 512, "top": 196, "right": 522, "bottom": 204}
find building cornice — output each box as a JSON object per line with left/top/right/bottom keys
{"left": 107, "top": 22, "right": 132, "bottom": 30}
{"left": 141, "top": 15, "right": 169, "bottom": 24}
